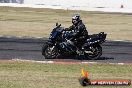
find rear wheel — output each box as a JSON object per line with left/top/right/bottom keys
{"left": 84, "top": 44, "right": 102, "bottom": 60}
{"left": 42, "top": 44, "right": 59, "bottom": 59}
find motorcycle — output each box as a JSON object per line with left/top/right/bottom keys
{"left": 42, "top": 23, "right": 107, "bottom": 60}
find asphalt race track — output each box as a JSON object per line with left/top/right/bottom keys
{"left": 0, "top": 37, "right": 132, "bottom": 63}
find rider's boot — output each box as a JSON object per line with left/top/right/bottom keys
{"left": 76, "top": 47, "right": 84, "bottom": 56}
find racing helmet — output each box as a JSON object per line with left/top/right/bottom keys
{"left": 72, "top": 14, "right": 81, "bottom": 25}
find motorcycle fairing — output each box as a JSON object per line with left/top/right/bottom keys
{"left": 58, "top": 42, "right": 77, "bottom": 54}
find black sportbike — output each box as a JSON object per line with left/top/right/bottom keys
{"left": 42, "top": 23, "right": 107, "bottom": 60}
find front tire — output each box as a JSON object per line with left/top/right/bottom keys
{"left": 42, "top": 44, "right": 59, "bottom": 59}
{"left": 84, "top": 44, "right": 102, "bottom": 60}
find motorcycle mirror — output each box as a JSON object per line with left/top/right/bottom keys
{"left": 56, "top": 23, "right": 59, "bottom": 26}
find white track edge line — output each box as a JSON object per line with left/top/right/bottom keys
{"left": 12, "top": 59, "right": 131, "bottom": 65}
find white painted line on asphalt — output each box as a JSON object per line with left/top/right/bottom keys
{"left": 12, "top": 59, "right": 131, "bottom": 65}
{"left": 108, "top": 62, "right": 125, "bottom": 65}
{"left": 36, "top": 61, "right": 54, "bottom": 64}
{"left": 117, "top": 63, "right": 124, "bottom": 65}
{"left": 12, "top": 59, "right": 54, "bottom": 64}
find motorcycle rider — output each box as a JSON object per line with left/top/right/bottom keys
{"left": 65, "top": 14, "right": 88, "bottom": 54}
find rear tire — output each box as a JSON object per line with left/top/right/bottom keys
{"left": 84, "top": 44, "right": 102, "bottom": 60}
{"left": 42, "top": 44, "right": 59, "bottom": 59}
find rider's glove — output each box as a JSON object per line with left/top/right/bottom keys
{"left": 64, "top": 28, "right": 69, "bottom": 31}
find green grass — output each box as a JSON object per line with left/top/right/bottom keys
{"left": 0, "top": 6, "right": 132, "bottom": 40}
{"left": 0, "top": 61, "right": 131, "bottom": 88}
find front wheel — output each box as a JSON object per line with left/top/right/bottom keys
{"left": 42, "top": 44, "right": 59, "bottom": 59}
{"left": 84, "top": 44, "right": 102, "bottom": 60}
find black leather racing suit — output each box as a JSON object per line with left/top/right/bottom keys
{"left": 66, "top": 20, "right": 88, "bottom": 49}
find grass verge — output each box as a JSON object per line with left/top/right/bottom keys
{"left": 0, "top": 61, "right": 131, "bottom": 88}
